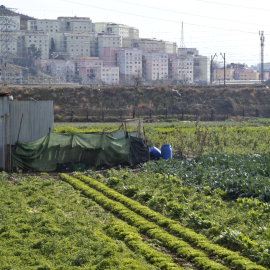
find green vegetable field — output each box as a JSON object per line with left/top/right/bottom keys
{"left": 2, "top": 120, "right": 270, "bottom": 269}
{"left": 54, "top": 119, "right": 270, "bottom": 156}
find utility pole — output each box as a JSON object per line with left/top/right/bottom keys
{"left": 210, "top": 53, "right": 217, "bottom": 85}
{"left": 220, "top": 53, "right": 226, "bottom": 86}
{"left": 259, "top": 31, "right": 265, "bottom": 84}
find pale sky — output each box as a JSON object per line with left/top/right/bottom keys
{"left": 3, "top": 0, "right": 270, "bottom": 66}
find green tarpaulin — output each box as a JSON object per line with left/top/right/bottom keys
{"left": 13, "top": 132, "right": 131, "bottom": 171}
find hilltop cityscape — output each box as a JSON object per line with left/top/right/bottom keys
{"left": 0, "top": 5, "right": 268, "bottom": 85}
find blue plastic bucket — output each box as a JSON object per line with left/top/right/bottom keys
{"left": 161, "top": 144, "right": 172, "bottom": 160}
{"left": 149, "top": 146, "right": 161, "bottom": 158}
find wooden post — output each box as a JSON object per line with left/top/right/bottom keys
{"left": 211, "top": 109, "right": 214, "bottom": 121}
{"left": 102, "top": 110, "right": 104, "bottom": 121}
{"left": 71, "top": 110, "right": 74, "bottom": 122}
{"left": 181, "top": 109, "right": 184, "bottom": 121}
{"left": 86, "top": 109, "right": 89, "bottom": 121}
{"left": 166, "top": 107, "right": 168, "bottom": 118}
{"left": 133, "top": 109, "right": 135, "bottom": 119}
{"left": 196, "top": 109, "right": 199, "bottom": 121}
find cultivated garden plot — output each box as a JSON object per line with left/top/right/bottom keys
{"left": 2, "top": 120, "right": 270, "bottom": 269}
{"left": 60, "top": 173, "right": 267, "bottom": 270}
{"left": 0, "top": 173, "right": 171, "bottom": 270}
{"left": 82, "top": 167, "right": 270, "bottom": 268}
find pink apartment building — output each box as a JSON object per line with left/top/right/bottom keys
{"left": 103, "top": 47, "right": 139, "bottom": 67}
{"left": 75, "top": 57, "right": 103, "bottom": 79}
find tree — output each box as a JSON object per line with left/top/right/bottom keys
{"left": 130, "top": 69, "right": 144, "bottom": 86}
{"left": 27, "top": 44, "right": 42, "bottom": 66}
{"left": 49, "top": 38, "right": 56, "bottom": 58}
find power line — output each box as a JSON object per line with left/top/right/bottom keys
{"left": 110, "top": 0, "right": 270, "bottom": 27}
{"left": 61, "top": 0, "right": 260, "bottom": 34}
{"left": 193, "top": 0, "right": 270, "bottom": 12}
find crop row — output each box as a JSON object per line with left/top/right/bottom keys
{"left": 59, "top": 174, "right": 184, "bottom": 270}
{"left": 76, "top": 174, "right": 267, "bottom": 270}
{"left": 60, "top": 174, "right": 229, "bottom": 270}
{"left": 107, "top": 220, "right": 184, "bottom": 270}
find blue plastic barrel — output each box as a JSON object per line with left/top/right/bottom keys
{"left": 161, "top": 144, "right": 172, "bottom": 160}
{"left": 149, "top": 146, "right": 161, "bottom": 158}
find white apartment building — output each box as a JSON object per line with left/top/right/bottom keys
{"left": 173, "top": 43, "right": 178, "bottom": 54}
{"left": 18, "top": 31, "right": 50, "bottom": 59}
{"left": 28, "top": 17, "right": 93, "bottom": 33}
{"left": 142, "top": 52, "right": 169, "bottom": 81}
{"left": 257, "top": 63, "right": 270, "bottom": 72}
{"left": 0, "top": 16, "right": 20, "bottom": 58}
{"left": 97, "top": 33, "right": 122, "bottom": 59}
{"left": 116, "top": 49, "right": 142, "bottom": 83}
{"left": 123, "top": 38, "right": 165, "bottom": 52}
{"left": 85, "top": 66, "right": 119, "bottom": 84}
{"left": 46, "top": 60, "right": 75, "bottom": 81}
{"left": 54, "top": 32, "right": 91, "bottom": 60}
{"left": 129, "top": 27, "right": 139, "bottom": 39}
{"left": 89, "top": 32, "right": 98, "bottom": 57}
{"left": 0, "top": 32, "right": 18, "bottom": 56}
{"left": 27, "top": 19, "right": 60, "bottom": 33}
{"left": 194, "top": 55, "right": 210, "bottom": 85}
{"left": 101, "top": 66, "right": 119, "bottom": 84}
{"left": 0, "top": 16, "right": 20, "bottom": 31}
{"left": 58, "top": 17, "right": 93, "bottom": 32}
{"left": 95, "top": 22, "right": 139, "bottom": 39}
{"left": 157, "top": 40, "right": 174, "bottom": 54}
{"left": 168, "top": 54, "right": 194, "bottom": 84}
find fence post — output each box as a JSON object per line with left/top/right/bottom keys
{"left": 166, "top": 107, "right": 168, "bottom": 118}
{"left": 211, "top": 109, "right": 214, "bottom": 121}
{"left": 86, "top": 109, "right": 88, "bottom": 121}
{"left": 181, "top": 109, "right": 184, "bottom": 121}
{"left": 133, "top": 109, "right": 135, "bottom": 118}
{"left": 71, "top": 110, "right": 74, "bottom": 122}
{"left": 102, "top": 110, "right": 104, "bottom": 121}
{"left": 120, "top": 109, "right": 122, "bottom": 119}
{"left": 196, "top": 109, "right": 199, "bottom": 121}
{"left": 243, "top": 108, "right": 245, "bottom": 117}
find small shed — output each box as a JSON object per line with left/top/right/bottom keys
{"left": 0, "top": 94, "right": 53, "bottom": 171}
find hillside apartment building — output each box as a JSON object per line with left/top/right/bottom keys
{"left": 2, "top": 14, "right": 212, "bottom": 84}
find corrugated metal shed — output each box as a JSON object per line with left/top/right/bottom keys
{"left": 0, "top": 94, "right": 10, "bottom": 170}
{"left": 0, "top": 99, "right": 53, "bottom": 170}
{"left": 9, "top": 101, "right": 54, "bottom": 143}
